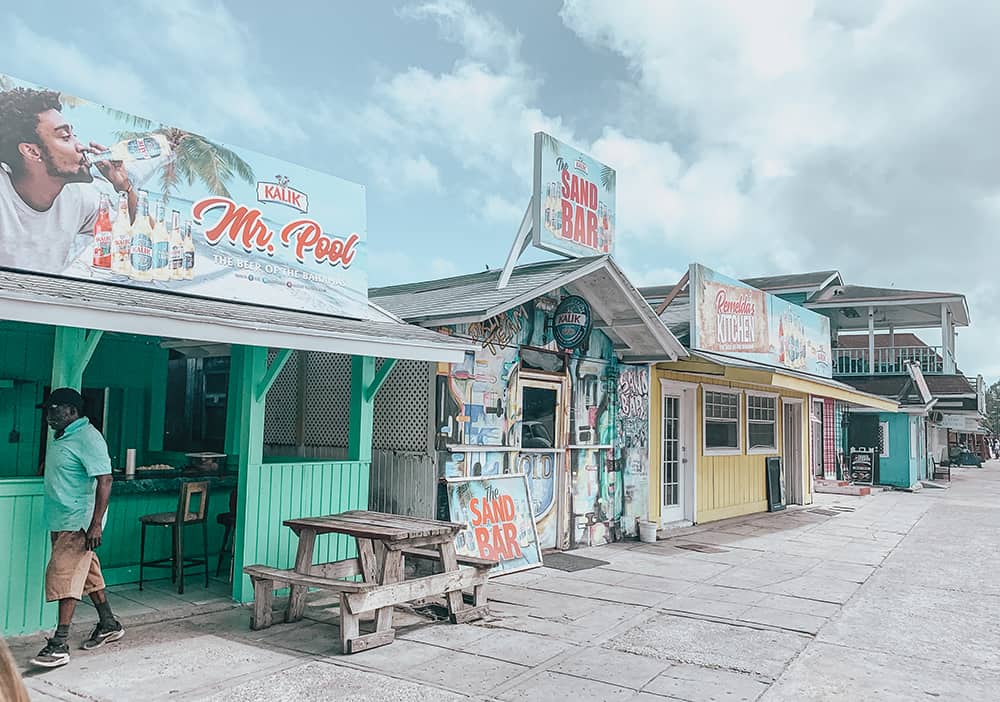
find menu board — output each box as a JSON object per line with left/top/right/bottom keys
{"left": 849, "top": 449, "right": 875, "bottom": 484}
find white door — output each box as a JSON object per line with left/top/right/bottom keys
{"left": 661, "top": 393, "right": 685, "bottom": 523}
{"left": 782, "top": 401, "right": 804, "bottom": 505}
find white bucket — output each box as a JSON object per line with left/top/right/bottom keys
{"left": 638, "top": 520, "right": 658, "bottom": 543}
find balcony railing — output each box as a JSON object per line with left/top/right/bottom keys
{"left": 834, "top": 346, "right": 947, "bottom": 376}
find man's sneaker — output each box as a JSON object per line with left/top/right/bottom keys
{"left": 30, "top": 639, "right": 70, "bottom": 668}
{"left": 81, "top": 621, "right": 125, "bottom": 650}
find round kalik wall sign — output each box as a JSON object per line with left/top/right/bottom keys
{"left": 552, "top": 295, "right": 592, "bottom": 349}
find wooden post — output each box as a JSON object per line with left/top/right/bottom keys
{"left": 230, "top": 345, "right": 269, "bottom": 603}
{"left": 348, "top": 356, "right": 376, "bottom": 463}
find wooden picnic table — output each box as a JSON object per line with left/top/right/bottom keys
{"left": 243, "top": 510, "right": 495, "bottom": 654}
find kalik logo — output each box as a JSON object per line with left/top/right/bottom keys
{"left": 257, "top": 174, "right": 310, "bottom": 214}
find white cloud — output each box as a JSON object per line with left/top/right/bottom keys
{"left": 481, "top": 194, "right": 523, "bottom": 223}
{"left": 398, "top": 0, "right": 523, "bottom": 69}
{"left": 3, "top": 1, "right": 308, "bottom": 144}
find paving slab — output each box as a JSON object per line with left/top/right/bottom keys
{"left": 402, "top": 647, "right": 527, "bottom": 695}
{"left": 549, "top": 646, "right": 670, "bottom": 689}
{"left": 24, "top": 633, "right": 300, "bottom": 701}
{"left": 496, "top": 670, "right": 637, "bottom": 702}
{"left": 763, "top": 641, "right": 1000, "bottom": 701}
{"left": 606, "top": 612, "right": 810, "bottom": 679}
{"left": 737, "top": 606, "right": 827, "bottom": 635}
{"left": 199, "top": 660, "right": 471, "bottom": 702}
{"left": 459, "top": 627, "right": 572, "bottom": 666}
{"left": 643, "top": 663, "right": 770, "bottom": 701}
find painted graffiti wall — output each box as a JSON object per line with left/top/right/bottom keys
{"left": 618, "top": 365, "right": 650, "bottom": 536}
{"left": 433, "top": 292, "right": 652, "bottom": 548}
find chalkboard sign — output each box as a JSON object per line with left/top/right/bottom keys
{"left": 766, "top": 457, "right": 786, "bottom": 512}
{"left": 849, "top": 448, "right": 874, "bottom": 484}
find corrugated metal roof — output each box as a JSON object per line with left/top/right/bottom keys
{"left": 0, "top": 269, "right": 473, "bottom": 362}
{"left": 370, "top": 257, "right": 597, "bottom": 322}
{"left": 841, "top": 374, "right": 975, "bottom": 398}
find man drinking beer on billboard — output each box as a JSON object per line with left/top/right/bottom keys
{"left": 0, "top": 87, "right": 136, "bottom": 274}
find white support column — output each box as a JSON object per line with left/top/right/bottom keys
{"left": 942, "top": 303, "right": 956, "bottom": 374}
{"left": 868, "top": 306, "right": 875, "bottom": 373}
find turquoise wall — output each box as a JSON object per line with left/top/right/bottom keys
{"left": 0, "top": 321, "right": 167, "bottom": 478}
{"left": 877, "top": 413, "right": 925, "bottom": 487}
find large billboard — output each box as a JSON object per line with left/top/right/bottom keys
{"left": 0, "top": 73, "right": 367, "bottom": 319}
{"left": 690, "top": 263, "right": 832, "bottom": 377}
{"left": 532, "top": 132, "right": 615, "bottom": 258}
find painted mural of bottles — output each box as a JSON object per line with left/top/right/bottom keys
{"left": 91, "top": 194, "right": 112, "bottom": 269}
{"left": 168, "top": 210, "right": 184, "bottom": 280}
{"left": 110, "top": 191, "right": 132, "bottom": 276}
{"left": 181, "top": 221, "right": 196, "bottom": 280}
{"left": 128, "top": 190, "right": 153, "bottom": 282}
{"left": 150, "top": 200, "right": 171, "bottom": 282}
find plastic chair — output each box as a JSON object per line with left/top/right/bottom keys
{"left": 139, "top": 481, "right": 210, "bottom": 594}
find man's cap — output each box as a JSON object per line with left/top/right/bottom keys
{"left": 36, "top": 387, "right": 85, "bottom": 410}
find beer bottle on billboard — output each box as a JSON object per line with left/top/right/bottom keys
{"left": 88, "top": 134, "right": 171, "bottom": 164}
{"left": 110, "top": 191, "right": 132, "bottom": 276}
{"left": 182, "top": 221, "right": 195, "bottom": 280}
{"left": 91, "top": 194, "right": 112, "bottom": 269}
{"left": 168, "top": 209, "right": 184, "bottom": 280}
{"left": 151, "top": 201, "right": 171, "bottom": 282}
{"left": 129, "top": 191, "right": 153, "bottom": 282}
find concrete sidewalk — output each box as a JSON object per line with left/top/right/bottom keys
{"left": 10, "top": 464, "right": 1000, "bottom": 701}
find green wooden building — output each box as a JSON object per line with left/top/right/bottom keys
{"left": 0, "top": 269, "right": 471, "bottom": 637}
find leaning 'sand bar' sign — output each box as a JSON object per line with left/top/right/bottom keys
{"left": 532, "top": 132, "right": 616, "bottom": 259}
{"left": 690, "top": 263, "right": 833, "bottom": 378}
{"left": 0, "top": 73, "right": 368, "bottom": 319}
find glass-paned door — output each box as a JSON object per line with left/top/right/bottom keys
{"left": 519, "top": 380, "right": 564, "bottom": 550}
{"left": 661, "top": 394, "right": 683, "bottom": 522}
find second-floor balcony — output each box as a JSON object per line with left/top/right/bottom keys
{"left": 834, "top": 345, "right": 952, "bottom": 376}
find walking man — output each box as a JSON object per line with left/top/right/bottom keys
{"left": 30, "top": 388, "right": 124, "bottom": 668}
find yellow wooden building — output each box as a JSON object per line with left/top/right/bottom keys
{"left": 648, "top": 352, "right": 897, "bottom": 526}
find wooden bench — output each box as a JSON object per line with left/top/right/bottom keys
{"left": 401, "top": 548, "right": 495, "bottom": 623}
{"left": 243, "top": 564, "right": 370, "bottom": 631}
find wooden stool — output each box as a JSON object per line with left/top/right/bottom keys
{"left": 215, "top": 488, "right": 238, "bottom": 578}
{"left": 139, "top": 481, "right": 210, "bottom": 594}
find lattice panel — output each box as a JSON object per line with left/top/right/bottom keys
{"left": 264, "top": 349, "right": 300, "bottom": 444}
{"left": 302, "top": 353, "right": 352, "bottom": 446}
{"left": 373, "top": 360, "right": 432, "bottom": 453}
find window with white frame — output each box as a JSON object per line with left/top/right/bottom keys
{"left": 910, "top": 418, "right": 918, "bottom": 459}
{"left": 704, "top": 389, "right": 740, "bottom": 452}
{"left": 746, "top": 394, "right": 777, "bottom": 452}
{"left": 879, "top": 420, "right": 890, "bottom": 458}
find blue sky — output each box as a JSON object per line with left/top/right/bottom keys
{"left": 3, "top": 0, "right": 999, "bottom": 380}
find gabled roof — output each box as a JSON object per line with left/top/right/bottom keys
{"left": 639, "top": 270, "right": 841, "bottom": 303}
{"left": 809, "top": 284, "right": 965, "bottom": 305}
{"left": 0, "top": 269, "right": 474, "bottom": 363}
{"left": 807, "top": 284, "right": 971, "bottom": 329}
{"left": 371, "top": 258, "right": 596, "bottom": 322}
{"left": 371, "top": 256, "right": 686, "bottom": 363}
{"left": 741, "top": 270, "right": 842, "bottom": 293}
{"left": 841, "top": 374, "right": 975, "bottom": 399}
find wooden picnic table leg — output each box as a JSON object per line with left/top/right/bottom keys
{"left": 437, "top": 540, "right": 466, "bottom": 621}
{"left": 375, "top": 549, "right": 404, "bottom": 632}
{"left": 285, "top": 528, "right": 316, "bottom": 623}
{"left": 341, "top": 537, "right": 398, "bottom": 654}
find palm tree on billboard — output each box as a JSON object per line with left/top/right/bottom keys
{"left": 0, "top": 74, "right": 254, "bottom": 199}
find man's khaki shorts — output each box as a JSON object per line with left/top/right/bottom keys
{"left": 45, "top": 531, "right": 106, "bottom": 602}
